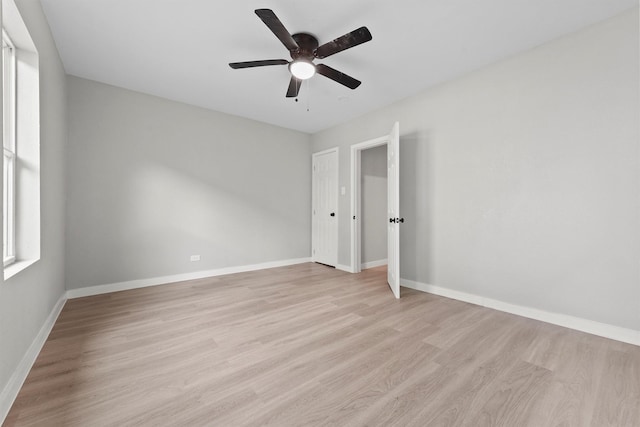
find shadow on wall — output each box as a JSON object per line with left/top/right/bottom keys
{"left": 400, "top": 130, "right": 436, "bottom": 284}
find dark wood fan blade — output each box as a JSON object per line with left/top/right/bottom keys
{"left": 315, "top": 27, "right": 372, "bottom": 59}
{"left": 229, "top": 59, "right": 289, "bottom": 69}
{"left": 315, "top": 64, "right": 361, "bottom": 89}
{"left": 286, "top": 77, "right": 302, "bottom": 98}
{"left": 255, "top": 9, "right": 299, "bottom": 52}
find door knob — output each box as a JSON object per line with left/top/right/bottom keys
{"left": 330, "top": 212, "right": 335, "bottom": 217}
{"left": 398, "top": 218, "right": 404, "bottom": 223}
{"left": 389, "top": 218, "right": 396, "bottom": 223}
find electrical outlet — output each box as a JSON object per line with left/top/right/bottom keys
{"left": 190, "top": 255, "right": 200, "bottom": 262}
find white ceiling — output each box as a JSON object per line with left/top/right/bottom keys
{"left": 40, "top": 0, "right": 636, "bottom": 134}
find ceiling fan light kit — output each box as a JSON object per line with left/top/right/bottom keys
{"left": 289, "top": 59, "right": 316, "bottom": 80}
{"left": 229, "top": 9, "right": 372, "bottom": 98}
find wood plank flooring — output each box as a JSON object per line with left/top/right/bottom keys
{"left": 4, "top": 263, "right": 640, "bottom": 426}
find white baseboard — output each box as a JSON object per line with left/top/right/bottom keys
{"left": 67, "top": 258, "right": 312, "bottom": 299}
{"left": 361, "top": 259, "right": 388, "bottom": 269}
{"left": 0, "top": 294, "right": 66, "bottom": 423}
{"left": 400, "top": 279, "right": 640, "bottom": 347}
{"left": 335, "top": 264, "right": 354, "bottom": 273}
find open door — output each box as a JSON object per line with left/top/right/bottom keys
{"left": 387, "top": 122, "right": 400, "bottom": 298}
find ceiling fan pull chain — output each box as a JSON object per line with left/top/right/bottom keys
{"left": 306, "top": 79, "right": 311, "bottom": 112}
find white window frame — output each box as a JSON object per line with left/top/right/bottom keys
{"left": 3, "top": 29, "right": 16, "bottom": 267}
{"left": 2, "top": 0, "right": 41, "bottom": 280}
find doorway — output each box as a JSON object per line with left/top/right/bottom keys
{"left": 351, "top": 122, "right": 401, "bottom": 298}
{"left": 360, "top": 145, "right": 388, "bottom": 270}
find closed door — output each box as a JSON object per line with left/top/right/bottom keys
{"left": 312, "top": 149, "right": 338, "bottom": 267}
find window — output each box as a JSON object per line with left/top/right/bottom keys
{"left": 2, "top": 0, "right": 41, "bottom": 280}
{"left": 2, "top": 30, "right": 15, "bottom": 267}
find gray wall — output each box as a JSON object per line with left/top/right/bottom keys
{"left": 0, "top": 0, "right": 67, "bottom": 403}
{"left": 312, "top": 9, "right": 640, "bottom": 331}
{"left": 66, "top": 76, "right": 312, "bottom": 289}
{"left": 361, "top": 145, "right": 387, "bottom": 264}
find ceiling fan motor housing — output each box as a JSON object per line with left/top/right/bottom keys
{"left": 290, "top": 33, "right": 319, "bottom": 60}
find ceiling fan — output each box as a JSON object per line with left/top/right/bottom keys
{"left": 229, "top": 9, "right": 372, "bottom": 98}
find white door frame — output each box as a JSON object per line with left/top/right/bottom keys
{"left": 350, "top": 136, "right": 389, "bottom": 274}
{"left": 312, "top": 147, "right": 339, "bottom": 266}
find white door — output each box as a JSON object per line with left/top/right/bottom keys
{"left": 312, "top": 149, "right": 338, "bottom": 267}
{"left": 387, "top": 122, "right": 400, "bottom": 298}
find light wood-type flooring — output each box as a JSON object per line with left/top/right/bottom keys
{"left": 5, "top": 263, "right": 640, "bottom": 426}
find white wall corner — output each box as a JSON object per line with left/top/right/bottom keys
{"left": 400, "top": 279, "right": 640, "bottom": 347}
{"left": 0, "top": 294, "right": 66, "bottom": 423}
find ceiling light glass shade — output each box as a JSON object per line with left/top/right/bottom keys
{"left": 289, "top": 60, "right": 316, "bottom": 80}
